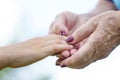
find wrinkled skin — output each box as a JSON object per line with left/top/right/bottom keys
{"left": 49, "top": 11, "right": 120, "bottom": 69}
{"left": 0, "top": 34, "right": 72, "bottom": 69}
{"left": 60, "top": 11, "right": 120, "bottom": 69}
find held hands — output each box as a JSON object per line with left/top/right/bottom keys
{"left": 1, "top": 11, "right": 120, "bottom": 70}
{"left": 49, "top": 11, "right": 120, "bottom": 69}
{"left": 49, "top": 11, "right": 92, "bottom": 62}
{"left": 1, "top": 34, "right": 73, "bottom": 68}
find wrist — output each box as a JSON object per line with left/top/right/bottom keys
{"left": 89, "top": 0, "right": 117, "bottom": 17}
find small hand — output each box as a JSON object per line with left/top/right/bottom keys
{"left": 4, "top": 34, "right": 73, "bottom": 68}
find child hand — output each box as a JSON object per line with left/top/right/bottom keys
{"left": 1, "top": 34, "right": 73, "bottom": 68}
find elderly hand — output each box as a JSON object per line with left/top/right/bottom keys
{"left": 60, "top": 11, "right": 120, "bottom": 69}
{"left": 0, "top": 34, "right": 72, "bottom": 69}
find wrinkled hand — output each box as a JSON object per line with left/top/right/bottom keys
{"left": 4, "top": 34, "right": 72, "bottom": 68}
{"left": 60, "top": 11, "right": 120, "bottom": 69}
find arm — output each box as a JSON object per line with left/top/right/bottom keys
{"left": 89, "top": 0, "right": 117, "bottom": 17}
{"left": 0, "top": 48, "right": 12, "bottom": 70}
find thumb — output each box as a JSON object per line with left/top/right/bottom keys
{"left": 49, "top": 13, "right": 69, "bottom": 35}
{"left": 60, "top": 39, "right": 94, "bottom": 69}
{"left": 49, "top": 23, "right": 68, "bottom": 36}
{"left": 66, "top": 19, "right": 97, "bottom": 44}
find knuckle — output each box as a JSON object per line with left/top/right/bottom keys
{"left": 50, "top": 34, "right": 59, "bottom": 38}
{"left": 52, "top": 45, "right": 60, "bottom": 51}
{"left": 56, "top": 35, "right": 66, "bottom": 40}
{"left": 55, "top": 39, "right": 66, "bottom": 44}
{"left": 59, "top": 36, "right": 66, "bottom": 40}
{"left": 50, "top": 34, "right": 65, "bottom": 40}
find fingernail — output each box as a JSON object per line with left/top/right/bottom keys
{"left": 65, "top": 36, "right": 74, "bottom": 42}
{"left": 60, "top": 30, "right": 67, "bottom": 36}
{"left": 61, "top": 65, "right": 67, "bottom": 68}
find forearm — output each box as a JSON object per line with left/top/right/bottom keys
{"left": 89, "top": 0, "right": 117, "bottom": 17}
{"left": 0, "top": 47, "right": 12, "bottom": 70}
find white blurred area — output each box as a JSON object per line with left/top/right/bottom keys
{"left": 0, "top": 0, "right": 120, "bottom": 80}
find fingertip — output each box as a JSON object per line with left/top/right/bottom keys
{"left": 56, "top": 24, "right": 68, "bottom": 36}
{"left": 65, "top": 36, "right": 74, "bottom": 43}
{"left": 62, "top": 51, "right": 71, "bottom": 58}
{"left": 60, "top": 53, "right": 80, "bottom": 68}
{"left": 60, "top": 57, "right": 71, "bottom": 68}
{"left": 70, "top": 49, "right": 77, "bottom": 55}
{"left": 56, "top": 59, "right": 63, "bottom": 66}
{"left": 60, "top": 30, "right": 67, "bottom": 36}
{"left": 61, "top": 65, "right": 67, "bottom": 68}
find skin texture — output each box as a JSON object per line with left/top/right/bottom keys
{"left": 0, "top": 34, "right": 73, "bottom": 70}
{"left": 49, "top": 0, "right": 119, "bottom": 68}
{"left": 49, "top": 0, "right": 117, "bottom": 59}
{"left": 60, "top": 11, "right": 120, "bottom": 68}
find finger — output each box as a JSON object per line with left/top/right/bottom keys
{"left": 66, "top": 19, "right": 97, "bottom": 44}
{"left": 49, "top": 23, "right": 68, "bottom": 36}
{"left": 69, "top": 25, "right": 78, "bottom": 35}
{"left": 30, "top": 34, "right": 66, "bottom": 43}
{"left": 56, "top": 50, "right": 71, "bottom": 59}
{"left": 60, "top": 40, "right": 95, "bottom": 69}
{"left": 70, "top": 49, "right": 77, "bottom": 55}
{"left": 49, "top": 11, "right": 78, "bottom": 35}
{"left": 44, "top": 44, "right": 73, "bottom": 56}
{"left": 49, "top": 12, "right": 68, "bottom": 35}
{"left": 61, "top": 51, "right": 71, "bottom": 58}
{"left": 39, "top": 39, "right": 67, "bottom": 47}
{"left": 56, "top": 54, "right": 65, "bottom": 59}
{"left": 41, "top": 34, "right": 67, "bottom": 41}
{"left": 56, "top": 58, "right": 64, "bottom": 66}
